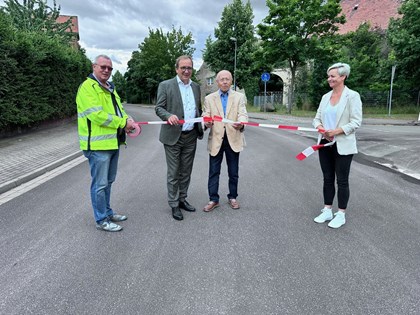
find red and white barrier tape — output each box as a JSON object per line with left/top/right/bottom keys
{"left": 211, "top": 115, "right": 335, "bottom": 161}
{"left": 127, "top": 124, "right": 142, "bottom": 138}
{"left": 212, "top": 115, "right": 320, "bottom": 132}
{"left": 134, "top": 117, "right": 211, "bottom": 125}
{"left": 295, "top": 138, "right": 335, "bottom": 161}
{"left": 211, "top": 115, "right": 331, "bottom": 160}
{"left": 126, "top": 117, "right": 212, "bottom": 138}
{"left": 128, "top": 115, "right": 329, "bottom": 160}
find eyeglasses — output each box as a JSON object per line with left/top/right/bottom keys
{"left": 96, "top": 65, "right": 113, "bottom": 72}
{"left": 179, "top": 66, "right": 193, "bottom": 72}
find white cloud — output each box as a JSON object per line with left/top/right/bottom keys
{"left": 0, "top": 0, "right": 268, "bottom": 74}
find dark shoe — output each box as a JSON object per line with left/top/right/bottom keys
{"left": 203, "top": 201, "right": 220, "bottom": 212}
{"left": 179, "top": 200, "right": 196, "bottom": 212}
{"left": 228, "top": 198, "right": 240, "bottom": 209}
{"left": 109, "top": 214, "right": 127, "bottom": 222}
{"left": 172, "top": 207, "right": 183, "bottom": 220}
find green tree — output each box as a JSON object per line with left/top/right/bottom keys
{"left": 257, "top": 0, "right": 345, "bottom": 113}
{"left": 203, "top": 0, "right": 257, "bottom": 95}
{"left": 388, "top": 0, "right": 420, "bottom": 90}
{"left": 112, "top": 70, "right": 127, "bottom": 102}
{"left": 298, "top": 23, "right": 391, "bottom": 109}
{"left": 339, "top": 23, "right": 389, "bottom": 92}
{"left": 125, "top": 27, "right": 195, "bottom": 104}
{"left": 1, "top": 0, "right": 76, "bottom": 43}
{"left": 307, "top": 53, "right": 337, "bottom": 110}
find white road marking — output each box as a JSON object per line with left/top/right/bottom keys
{"left": 0, "top": 156, "right": 86, "bottom": 206}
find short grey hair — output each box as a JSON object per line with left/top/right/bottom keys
{"left": 94, "top": 55, "right": 112, "bottom": 64}
{"left": 216, "top": 70, "right": 232, "bottom": 81}
{"left": 175, "top": 55, "right": 193, "bottom": 68}
{"left": 327, "top": 62, "right": 351, "bottom": 79}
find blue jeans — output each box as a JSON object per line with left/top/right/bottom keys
{"left": 83, "top": 150, "right": 119, "bottom": 223}
{"left": 208, "top": 135, "right": 239, "bottom": 202}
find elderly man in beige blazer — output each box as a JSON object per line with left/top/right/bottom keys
{"left": 202, "top": 70, "right": 248, "bottom": 212}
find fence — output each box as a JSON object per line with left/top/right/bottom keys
{"left": 361, "top": 89, "right": 419, "bottom": 108}
{"left": 254, "top": 89, "right": 419, "bottom": 111}
{"left": 253, "top": 92, "right": 283, "bottom": 111}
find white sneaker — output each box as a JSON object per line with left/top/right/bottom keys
{"left": 328, "top": 211, "right": 346, "bottom": 229}
{"left": 314, "top": 208, "right": 333, "bottom": 223}
{"left": 96, "top": 220, "right": 123, "bottom": 232}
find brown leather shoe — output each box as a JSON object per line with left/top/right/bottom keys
{"left": 228, "top": 199, "right": 240, "bottom": 209}
{"left": 203, "top": 201, "right": 219, "bottom": 212}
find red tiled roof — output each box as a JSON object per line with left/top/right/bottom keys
{"left": 338, "top": 0, "right": 402, "bottom": 34}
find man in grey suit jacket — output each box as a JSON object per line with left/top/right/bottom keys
{"left": 155, "top": 55, "right": 203, "bottom": 221}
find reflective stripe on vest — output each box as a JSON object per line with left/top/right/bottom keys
{"left": 102, "top": 114, "right": 113, "bottom": 127}
{"left": 78, "top": 106, "right": 103, "bottom": 118}
{"left": 79, "top": 134, "right": 117, "bottom": 142}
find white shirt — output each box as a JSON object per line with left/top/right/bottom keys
{"left": 176, "top": 76, "right": 196, "bottom": 131}
{"left": 324, "top": 101, "right": 338, "bottom": 131}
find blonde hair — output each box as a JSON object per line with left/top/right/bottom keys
{"left": 327, "top": 63, "right": 350, "bottom": 78}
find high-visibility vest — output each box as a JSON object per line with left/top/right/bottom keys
{"left": 76, "top": 77, "right": 128, "bottom": 150}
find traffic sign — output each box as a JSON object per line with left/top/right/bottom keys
{"left": 261, "top": 72, "right": 270, "bottom": 82}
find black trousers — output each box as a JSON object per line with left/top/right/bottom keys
{"left": 208, "top": 135, "right": 240, "bottom": 202}
{"left": 318, "top": 140, "right": 353, "bottom": 209}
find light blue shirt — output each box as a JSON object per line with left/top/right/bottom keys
{"left": 176, "top": 76, "right": 196, "bottom": 131}
{"left": 219, "top": 90, "right": 229, "bottom": 117}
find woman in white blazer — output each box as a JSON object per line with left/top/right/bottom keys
{"left": 312, "top": 63, "right": 362, "bottom": 228}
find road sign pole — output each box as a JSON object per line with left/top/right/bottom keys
{"left": 389, "top": 65, "right": 396, "bottom": 117}
{"left": 261, "top": 72, "right": 270, "bottom": 113}
{"left": 264, "top": 82, "right": 267, "bottom": 112}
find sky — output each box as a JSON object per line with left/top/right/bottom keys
{"left": 0, "top": 0, "right": 269, "bottom": 75}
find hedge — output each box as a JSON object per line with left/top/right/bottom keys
{"left": 0, "top": 12, "right": 91, "bottom": 132}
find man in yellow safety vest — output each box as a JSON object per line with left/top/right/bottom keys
{"left": 76, "top": 54, "right": 134, "bottom": 232}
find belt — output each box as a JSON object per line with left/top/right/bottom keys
{"left": 181, "top": 129, "right": 194, "bottom": 134}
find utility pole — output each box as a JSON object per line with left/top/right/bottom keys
{"left": 230, "top": 37, "right": 237, "bottom": 91}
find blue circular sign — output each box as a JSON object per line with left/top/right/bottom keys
{"left": 261, "top": 72, "right": 270, "bottom": 82}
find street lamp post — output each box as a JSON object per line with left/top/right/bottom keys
{"left": 230, "top": 37, "right": 237, "bottom": 91}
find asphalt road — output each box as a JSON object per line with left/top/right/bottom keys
{"left": 0, "top": 106, "right": 419, "bottom": 315}
{"left": 356, "top": 123, "right": 420, "bottom": 180}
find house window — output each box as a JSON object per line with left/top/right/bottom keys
{"left": 206, "top": 77, "right": 214, "bottom": 85}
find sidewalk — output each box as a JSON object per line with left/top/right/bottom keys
{"left": 0, "top": 112, "right": 419, "bottom": 195}
{"left": 0, "top": 120, "right": 81, "bottom": 194}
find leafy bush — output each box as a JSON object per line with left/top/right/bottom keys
{"left": 0, "top": 11, "right": 91, "bottom": 131}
